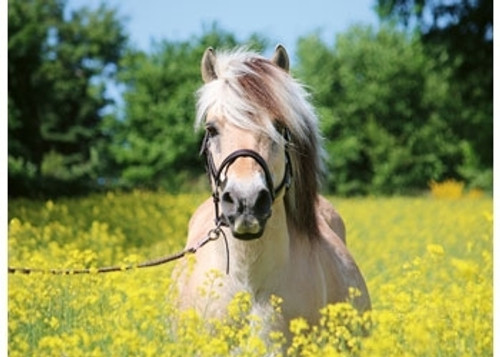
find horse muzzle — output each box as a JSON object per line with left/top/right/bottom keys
{"left": 202, "top": 146, "right": 291, "bottom": 240}
{"left": 220, "top": 187, "right": 272, "bottom": 240}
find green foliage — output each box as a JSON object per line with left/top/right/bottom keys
{"left": 8, "top": 0, "right": 127, "bottom": 197}
{"left": 376, "top": 0, "right": 493, "bottom": 187}
{"left": 110, "top": 44, "right": 204, "bottom": 189}
{"left": 8, "top": 0, "right": 490, "bottom": 197}
{"left": 296, "top": 25, "right": 470, "bottom": 195}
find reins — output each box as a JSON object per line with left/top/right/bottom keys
{"left": 8, "top": 223, "right": 230, "bottom": 275}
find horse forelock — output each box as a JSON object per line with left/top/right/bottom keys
{"left": 196, "top": 48, "right": 323, "bottom": 239}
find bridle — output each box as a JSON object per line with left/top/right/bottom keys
{"left": 200, "top": 127, "right": 293, "bottom": 227}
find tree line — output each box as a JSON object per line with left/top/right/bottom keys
{"left": 8, "top": 0, "right": 492, "bottom": 197}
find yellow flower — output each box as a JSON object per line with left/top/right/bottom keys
{"left": 427, "top": 243, "right": 445, "bottom": 257}
{"left": 48, "top": 316, "right": 59, "bottom": 329}
{"left": 429, "top": 179, "right": 464, "bottom": 198}
{"left": 7, "top": 192, "right": 492, "bottom": 356}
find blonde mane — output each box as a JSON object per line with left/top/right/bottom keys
{"left": 195, "top": 48, "right": 324, "bottom": 238}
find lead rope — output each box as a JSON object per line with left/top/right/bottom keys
{"left": 9, "top": 127, "right": 294, "bottom": 276}
{"left": 8, "top": 222, "right": 230, "bottom": 275}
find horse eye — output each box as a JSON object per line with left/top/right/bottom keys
{"left": 205, "top": 124, "right": 219, "bottom": 138}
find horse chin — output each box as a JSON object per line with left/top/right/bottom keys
{"left": 226, "top": 214, "right": 268, "bottom": 241}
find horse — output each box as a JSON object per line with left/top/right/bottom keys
{"left": 176, "top": 45, "right": 370, "bottom": 337}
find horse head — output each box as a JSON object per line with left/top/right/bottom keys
{"left": 199, "top": 46, "right": 292, "bottom": 240}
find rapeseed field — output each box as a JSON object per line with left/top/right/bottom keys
{"left": 8, "top": 188, "right": 492, "bottom": 356}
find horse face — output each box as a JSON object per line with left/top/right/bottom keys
{"left": 204, "top": 113, "right": 287, "bottom": 240}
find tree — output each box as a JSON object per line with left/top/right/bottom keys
{"left": 296, "top": 25, "right": 464, "bottom": 194}
{"left": 376, "top": 0, "right": 493, "bottom": 188}
{"left": 8, "top": 0, "right": 127, "bottom": 196}
{"left": 109, "top": 27, "right": 267, "bottom": 190}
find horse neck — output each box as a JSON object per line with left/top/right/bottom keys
{"left": 227, "top": 197, "right": 290, "bottom": 289}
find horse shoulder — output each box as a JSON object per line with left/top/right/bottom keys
{"left": 316, "top": 195, "right": 346, "bottom": 244}
{"left": 314, "top": 201, "right": 371, "bottom": 312}
{"left": 176, "top": 197, "right": 219, "bottom": 310}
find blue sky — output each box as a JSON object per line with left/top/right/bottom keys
{"left": 67, "top": 0, "right": 380, "bottom": 60}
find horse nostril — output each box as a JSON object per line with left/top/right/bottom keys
{"left": 222, "top": 191, "right": 235, "bottom": 205}
{"left": 254, "top": 189, "right": 272, "bottom": 217}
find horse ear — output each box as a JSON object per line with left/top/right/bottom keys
{"left": 271, "top": 44, "right": 289, "bottom": 73}
{"left": 201, "top": 47, "right": 217, "bottom": 83}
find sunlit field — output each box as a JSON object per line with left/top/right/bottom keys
{"left": 8, "top": 188, "right": 492, "bottom": 356}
